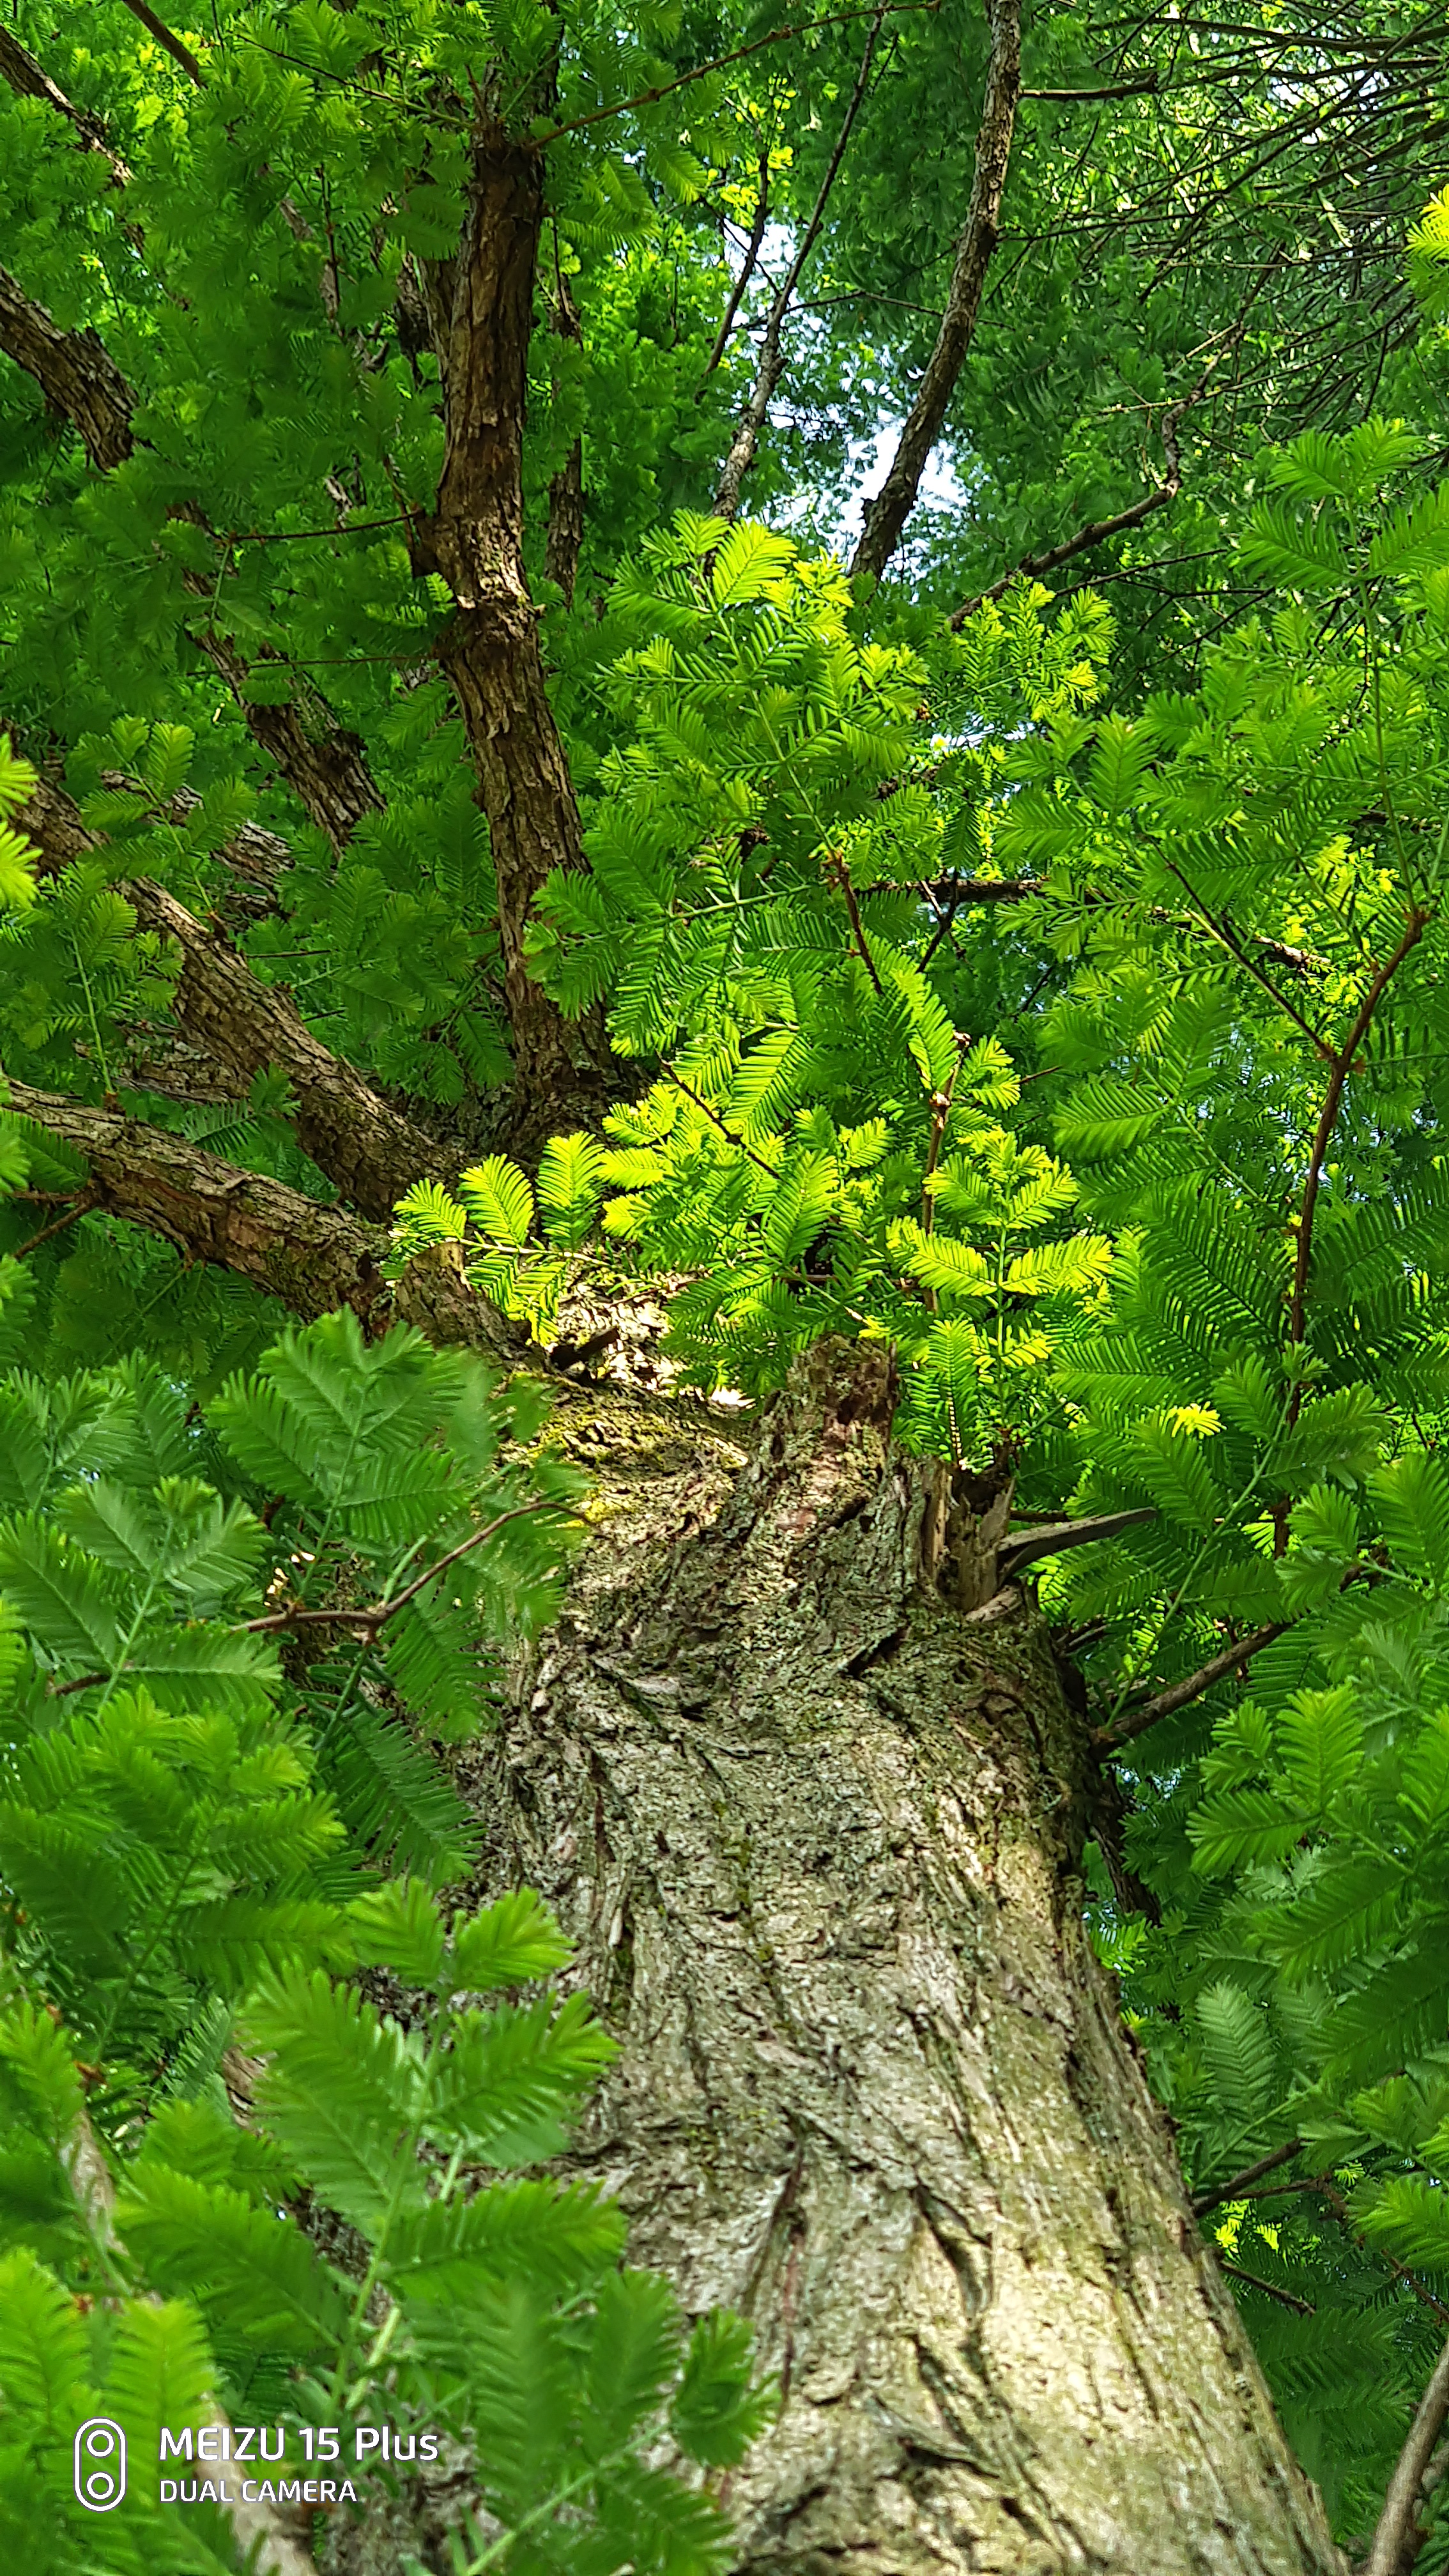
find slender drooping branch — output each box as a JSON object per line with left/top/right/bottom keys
{"left": 1192, "top": 2138, "right": 1305, "bottom": 2221}
{"left": 851, "top": 0, "right": 1021, "bottom": 581}
{"left": 1361, "top": 2332, "right": 1449, "bottom": 2576}
{"left": 0, "top": 276, "right": 382, "bottom": 847}
{"left": 1094, "top": 1620, "right": 1293, "bottom": 1750}
{"left": 949, "top": 377, "right": 1199, "bottom": 628}
{"left": 696, "top": 135, "right": 772, "bottom": 390}
{"left": 714, "top": 13, "right": 885, "bottom": 520}
{"left": 1289, "top": 909, "right": 1429, "bottom": 1357}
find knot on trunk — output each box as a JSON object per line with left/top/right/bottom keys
{"left": 724, "top": 1341, "right": 1020, "bottom": 1624}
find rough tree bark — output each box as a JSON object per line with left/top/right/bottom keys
{"left": 416, "top": 118, "right": 602, "bottom": 1118}
{"left": 455, "top": 1343, "right": 1347, "bottom": 2576}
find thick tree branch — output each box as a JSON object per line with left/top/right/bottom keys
{"left": 116, "top": 0, "right": 205, "bottom": 88}
{"left": 850, "top": 0, "right": 1021, "bottom": 582}
{"left": 1361, "top": 2333, "right": 1449, "bottom": 2576}
{"left": 0, "top": 27, "right": 132, "bottom": 180}
{"left": 714, "top": 14, "right": 884, "bottom": 521}
{"left": 0, "top": 1078, "right": 519, "bottom": 1356}
{"left": 16, "top": 770, "right": 440, "bottom": 1219}
{"left": 188, "top": 629, "right": 383, "bottom": 851}
{"left": 19, "top": 758, "right": 286, "bottom": 917}
{"left": 418, "top": 118, "right": 600, "bottom": 1104}
{"left": 129, "top": 880, "right": 447, "bottom": 1218}
{"left": 0, "top": 268, "right": 135, "bottom": 469}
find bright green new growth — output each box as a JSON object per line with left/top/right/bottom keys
{"left": 397, "top": 415, "right": 1449, "bottom": 2544}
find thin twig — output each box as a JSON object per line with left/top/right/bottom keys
{"left": 1361, "top": 2331, "right": 1449, "bottom": 2576}
{"left": 1289, "top": 910, "right": 1430, "bottom": 1360}
{"left": 829, "top": 857, "right": 885, "bottom": 995}
{"left": 696, "top": 135, "right": 772, "bottom": 390}
{"left": 1095, "top": 1620, "right": 1293, "bottom": 1749}
{"left": 1192, "top": 2136, "right": 1304, "bottom": 2220}
{"left": 241, "top": 1502, "right": 567, "bottom": 1636}
{"left": 1021, "top": 75, "right": 1159, "bottom": 100}
{"left": 535, "top": 1, "right": 935, "bottom": 143}
{"left": 12, "top": 1190, "right": 96, "bottom": 1259}
{"left": 1300, "top": 2177, "right": 1449, "bottom": 2329}
{"left": 1218, "top": 2259, "right": 1315, "bottom": 2316}
{"left": 1161, "top": 859, "right": 1337, "bottom": 1063}
{"left": 951, "top": 374, "right": 1204, "bottom": 629}
{"left": 661, "top": 1067, "right": 780, "bottom": 1179}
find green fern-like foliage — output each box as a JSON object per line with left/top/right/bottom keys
{"left": 0, "top": 1280, "right": 765, "bottom": 2571}
{"left": 391, "top": 425, "right": 1449, "bottom": 2552}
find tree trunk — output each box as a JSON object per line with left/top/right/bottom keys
{"left": 468, "top": 1345, "right": 1346, "bottom": 2576}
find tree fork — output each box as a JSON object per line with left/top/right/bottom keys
{"left": 461, "top": 1341, "right": 1347, "bottom": 2576}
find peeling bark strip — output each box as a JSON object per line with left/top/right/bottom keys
{"left": 17, "top": 774, "right": 438, "bottom": 1218}
{"left": 851, "top": 0, "right": 1021, "bottom": 583}
{"left": 545, "top": 270, "right": 585, "bottom": 609}
{"left": 420, "top": 121, "right": 590, "bottom": 1094}
{"left": 474, "top": 1343, "right": 1346, "bottom": 2576}
{"left": 1, "top": 1078, "right": 519, "bottom": 1358}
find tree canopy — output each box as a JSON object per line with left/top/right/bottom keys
{"left": 5, "top": 1, "right": 1449, "bottom": 2570}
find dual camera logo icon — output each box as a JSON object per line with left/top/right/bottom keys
{"left": 74, "top": 2416, "right": 126, "bottom": 2511}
